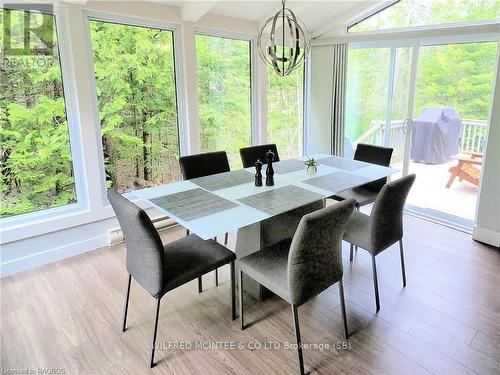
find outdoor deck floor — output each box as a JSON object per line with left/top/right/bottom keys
{"left": 392, "top": 159, "right": 479, "bottom": 222}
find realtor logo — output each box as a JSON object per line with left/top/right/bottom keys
{"left": 2, "top": 4, "right": 54, "bottom": 56}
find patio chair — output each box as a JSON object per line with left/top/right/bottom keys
{"left": 445, "top": 153, "right": 482, "bottom": 188}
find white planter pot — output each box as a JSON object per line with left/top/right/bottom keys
{"left": 306, "top": 165, "right": 317, "bottom": 175}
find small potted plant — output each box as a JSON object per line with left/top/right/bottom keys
{"left": 304, "top": 157, "right": 319, "bottom": 175}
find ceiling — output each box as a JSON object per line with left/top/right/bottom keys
{"left": 164, "top": 1, "right": 381, "bottom": 38}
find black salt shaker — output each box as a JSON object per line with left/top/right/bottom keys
{"left": 255, "top": 159, "right": 263, "bottom": 187}
{"left": 265, "top": 150, "right": 275, "bottom": 186}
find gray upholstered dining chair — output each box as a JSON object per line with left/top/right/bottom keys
{"left": 239, "top": 143, "right": 280, "bottom": 168}
{"left": 238, "top": 199, "right": 356, "bottom": 375}
{"left": 108, "top": 189, "right": 236, "bottom": 368}
{"left": 332, "top": 143, "right": 393, "bottom": 208}
{"left": 343, "top": 174, "right": 416, "bottom": 312}
{"left": 179, "top": 151, "right": 231, "bottom": 292}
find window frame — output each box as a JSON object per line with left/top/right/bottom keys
{"left": 83, "top": 11, "right": 187, "bottom": 203}
{"left": 193, "top": 27, "right": 260, "bottom": 147}
{"left": 0, "top": 4, "right": 88, "bottom": 228}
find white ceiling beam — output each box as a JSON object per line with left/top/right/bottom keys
{"left": 310, "top": 1, "right": 382, "bottom": 39}
{"left": 181, "top": 1, "right": 218, "bottom": 23}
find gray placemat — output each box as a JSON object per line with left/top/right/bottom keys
{"left": 191, "top": 170, "right": 254, "bottom": 191}
{"left": 273, "top": 159, "right": 306, "bottom": 174}
{"left": 238, "top": 185, "right": 323, "bottom": 216}
{"left": 302, "top": 171, "right": 370, "bottom": 193}
{"left": 150, "top": 188, "right": 238, "bottom": 221}
{"left": 319, "top": 156, "right": 369, "bottom": 171}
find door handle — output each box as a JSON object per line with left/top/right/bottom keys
{"left": 403, "top": 118, "right": 412, "bottom": 135}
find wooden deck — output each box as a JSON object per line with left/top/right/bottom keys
{"left": 392, "top": 160, "right": 479, "bottom": 222}
{"left": 1, "top": 216, "right": 499, "bottom": 374}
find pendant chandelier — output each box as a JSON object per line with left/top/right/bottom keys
{"left": 257, "top": 0, "right": 310, "bottom": 77}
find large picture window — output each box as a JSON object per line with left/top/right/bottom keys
{"left": 0, "top": 8, "right": 77, "bottom": 217}
{"left": 196, "top": 34, "right": 252, "bottom": 168}
{"left": 266, "top": 65, "right": 304, "bottom": 159}
{"left": 89, "top": 20, "right": 180, "bottom": 192}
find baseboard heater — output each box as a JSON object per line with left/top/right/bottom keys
{"left": 108, "top": 216, "right": 178, "bottom": 245}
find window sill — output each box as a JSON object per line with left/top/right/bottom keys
{"left": 0, "top": 197, "right": 160, "bottom": 245}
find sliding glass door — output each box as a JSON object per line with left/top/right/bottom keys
{"left": 345, "top": 46, "right": 412, "bottom": 169}
{"left": 346, "top": 40, "right": 498, "bottom": 229}
{"left": 345, "top": 48, "right": 391, "bottom": 157}
{"left": 406, "top": 42, "right": 497, "bottom": 225}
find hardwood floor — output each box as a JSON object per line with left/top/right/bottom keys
{"left": 1, "top": 215, "right": 499, "bottom": 374}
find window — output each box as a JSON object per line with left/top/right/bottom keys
{"left": 349, "top": 0, "right": 500, "bottom": 33}
{"left": 345, "top": 48, "right": 391, "bottom": 146}
{"left": 0, "top": 8, "right": 77, "bottom": 217}
{"left": 196, "top": 34, "right": 252, "bottom": 168}
{"left": 266, "top": 65, "right": 304, "bottom": 159}
{"left": 415, "top": 42, "right": 497, "bottom": 124}
{"left": 88, "top": 20, "right": 180, "bottom": 192}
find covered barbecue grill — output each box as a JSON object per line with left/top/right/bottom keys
{"left": 411, "top": 107, "right": 462, "bottom": 164}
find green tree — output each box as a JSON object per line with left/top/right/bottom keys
{"left": 1, "top": 9, "right": 76, "bottom": 217}
{"left": 267, "top": 64, "right": 304, "bottom": 159}
{"left": 89, "top": 21, "right": 180, "bottom": 192}
{"left": 196, "top": 35, "right": 251, "bottom": 168}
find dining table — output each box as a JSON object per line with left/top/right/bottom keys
{"left": 131, "top": 153, "right": 397, "bottom": 299}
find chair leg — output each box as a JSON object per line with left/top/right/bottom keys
{"left": 224, "top": 232, "right": 229, "bottom": 245}
{"left": 122, "top": 274, "right": 132, "bottom": 332}
{"left": 291, "top": 305, "right": 305, "bottom": 375}
{"left": 349, "top": 243, "right": 354, "bottom": 262}
{"left": 338, "top": 280, "right": 349, "bottom": 339}
{"left": 371, "top": 255, "right": 380, "bottom": 312}
{"left": 214, "top": 268, "right": 219, "bottom": 287}
{"left": 150, "top": 298, "right": 161, "bottom": 368}
{"left": 198, "top": 276, "right": 203, "bottom": 293}
{"left": 230, "top": 261, "right": 236, "bottom": 320}
{"left": 399, "top": 239, "right": 407, "bottom": 287}
{"left": 239, "top": 269, "right": 245, "bottom": 330}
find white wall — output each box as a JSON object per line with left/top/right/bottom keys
{"left": 473, "top": 53, "right": 500, "bottom": 247}
{"left": 0, "top": 1, "right": 266, "bottom": 276}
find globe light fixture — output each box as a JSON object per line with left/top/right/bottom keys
{"left": 257, "top": 0, "right": 310, "bottom": 77}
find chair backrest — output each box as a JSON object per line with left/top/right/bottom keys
{"left": 239, "top": 144, "right": 280, "bottom": 168}
{"left": 108, "top": 189, "right": 165, "bottom": 298}
{"left": 354, "top": 143, "right": 393, "bottom": 192}
{"left": 179, "top": 151, "right": 230, "bottom": 180}
{"left": 369, "top": 174, "right": 416, "bottom": 252}
{"left": 287, "top": 199, "right": 356, "bottom": 307}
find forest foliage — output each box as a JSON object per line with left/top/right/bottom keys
{"left": 1, "top": 11, "right": 303, "bottom": 217}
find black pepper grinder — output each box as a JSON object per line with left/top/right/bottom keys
{"left": 255, "top": 159, "right": 263, "bottom": 187}
{"left": 265, "top": 150, "right": 275, "bottom": 186}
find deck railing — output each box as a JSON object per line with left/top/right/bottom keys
{"left": 354, "top": 119, "right": 487, "bottom": 162}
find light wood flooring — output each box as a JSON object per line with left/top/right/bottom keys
{"left": 1, "top": 215, "right": 500, "bottom": 374}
